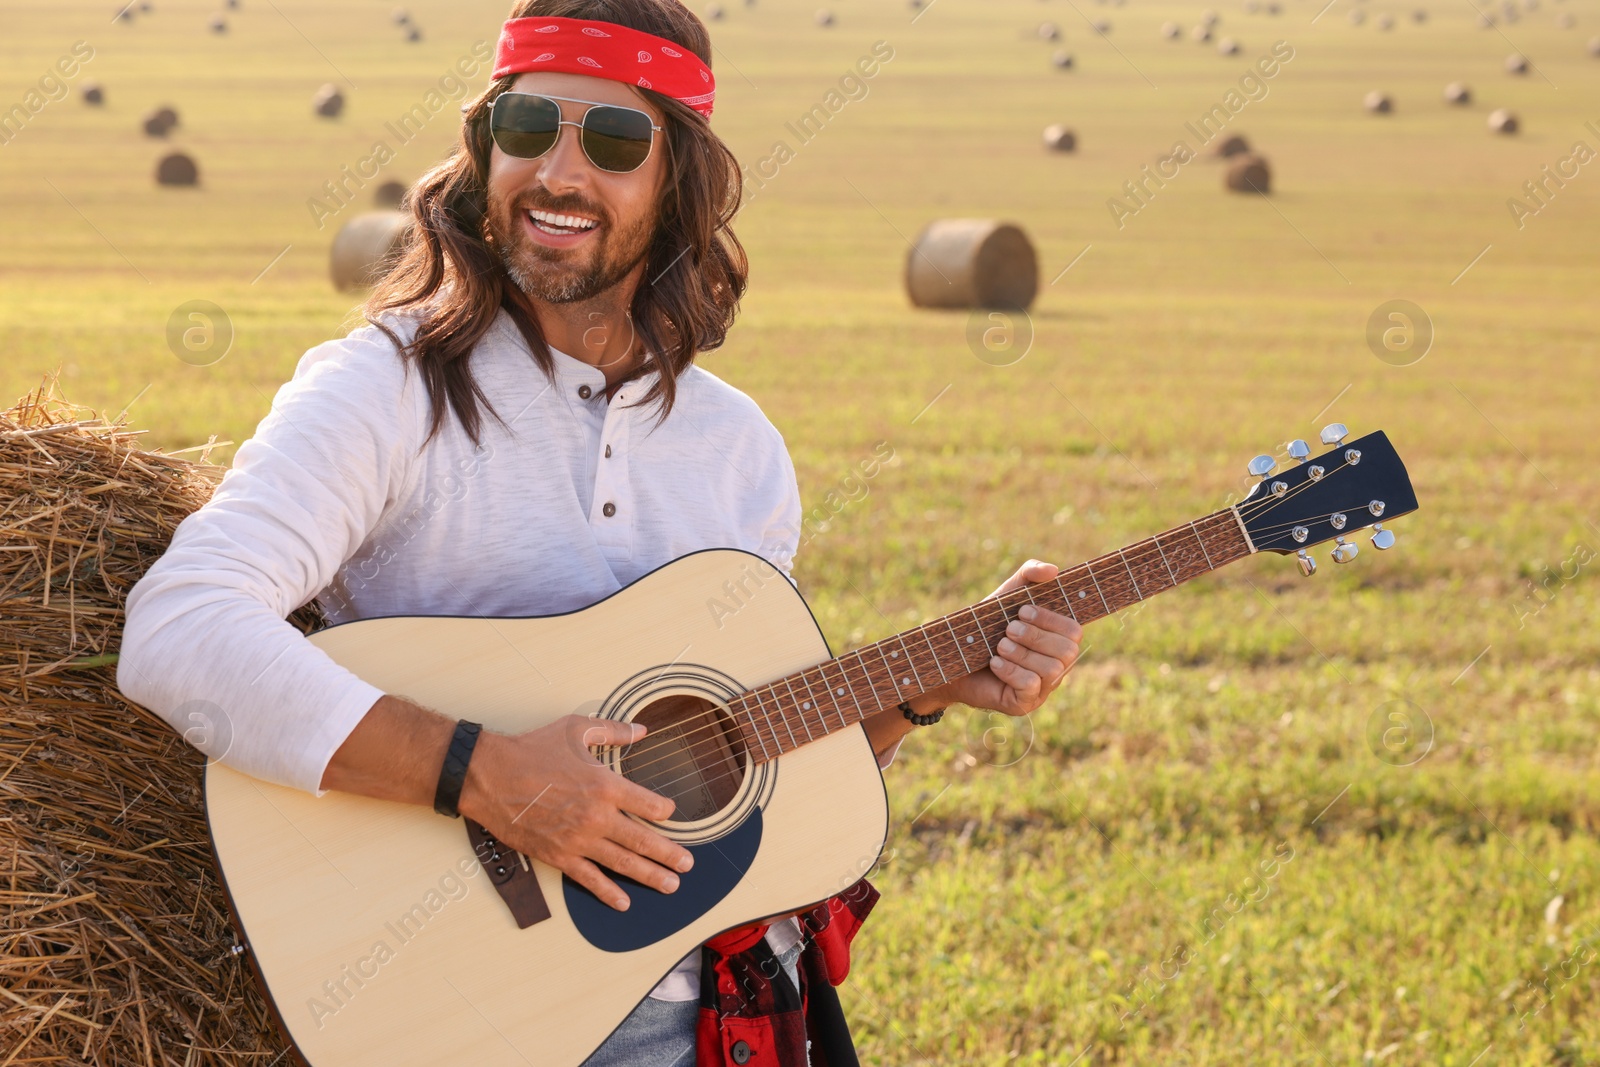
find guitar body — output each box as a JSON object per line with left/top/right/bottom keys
{"left": 205, "top": 549, "right": 889, "bottom": 1067}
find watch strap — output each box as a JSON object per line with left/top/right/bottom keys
{"left": 433, "top": 719, "right": 483, "bottom": 818}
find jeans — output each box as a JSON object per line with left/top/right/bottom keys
{"left": 581, "top": 942, "right": 805, "bottom": 1067}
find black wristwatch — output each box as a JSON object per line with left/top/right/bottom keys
{"left": 433, "top": 719, "right": 483, "bottom": 818}
{"left": 899, "top": 699, "right": 946, "bottom": 727}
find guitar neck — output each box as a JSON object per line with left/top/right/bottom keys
{"left": 729, "top": 508, "right": 1254, "bottom": 764}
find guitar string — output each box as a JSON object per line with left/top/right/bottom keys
{"left": 604, "top": 516, "right": 1243, "bottom": 785}
{"left": 609, "top": 462, "right": 1382, "bottom": 784}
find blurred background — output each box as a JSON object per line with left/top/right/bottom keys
{"left": 2, "top": 0, "right": 1598, "bottom": 1062}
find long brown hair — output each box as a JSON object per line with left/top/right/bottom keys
{"left": 364, "top": 0, "right": 748, "bottom": 450}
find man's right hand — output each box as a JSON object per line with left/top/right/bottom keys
{"left": 457, "top": 715, "right": 694, "bottom": 912}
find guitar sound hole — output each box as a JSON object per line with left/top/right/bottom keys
{"left": 620, "top": 695, "right": 747, "bottom": 823}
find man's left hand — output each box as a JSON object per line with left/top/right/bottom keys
{"left": 924, "top": 560, "right": 1083, "bottom": 717}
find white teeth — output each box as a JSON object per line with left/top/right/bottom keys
{"left": 530, "top": 208, "right": 597, "bottom": 231}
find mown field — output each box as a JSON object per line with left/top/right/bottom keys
{"left": 2, "top": 0, "right": 1599, "bottom": 1063}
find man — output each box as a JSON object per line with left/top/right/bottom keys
{"left": 117, "top": 1, "right": 1083, "bottom": 1063}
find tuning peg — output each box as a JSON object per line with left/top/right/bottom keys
{"left": 1331, "top": 536, "right": 1359, "bottom": 564}
{"left": 1296, "top": 549, "right": 1317, "bottom": 576}
{"left": 1287, "top": 439, "right": 1311, "bottom": 462}
{"left": 1370, "top": 523, "right": 1396, "bottom": 550}
{"left": 1248, "top": 455, "right": 1276, "bottom": 477}
{"left": 1319, "top": 423, "right": 1348, "bottom": 447}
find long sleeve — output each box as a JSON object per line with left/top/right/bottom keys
{"left": 116, "top": 321, "right": 426, "bottom": 795}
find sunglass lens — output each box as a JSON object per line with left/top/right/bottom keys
{"left": 581, "top": 106, "right": 655, "bottom": 173}
{"left": 490, "top": 94, "right": 561, "bottom": 159}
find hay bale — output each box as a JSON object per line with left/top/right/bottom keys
{"left": 142, "top": 106, "right": 178, "bottom": 137}
{"left": 1042, "top": 124, "right": 1076, "bottom": 152}
{"left": 1349, "top": 8, "right": 1366, "bottom": 24}
{"left": 393, "top": 7, "right": 409, "bottom": 23}
{"left": 1479, "top": 12, "right": 1496, "bottom": 27}
{"left": 406, "top": 25, "right": 423, "bottom": 41}
{"left": 1376, "top": 13, "right": 1394, "bottom": 28}
{"left": 1266, "top": 3, "right": 1281, "bottom": 14}
{"left": 707, "top": 2, "right": 724, "bottom": 19}
{"left": 1092, "top": 18, "right": 1111, "bottom": 33}
{"left": 1192, "top": 24, "right": 1213, "bottom": 40}
{"left": 208, "top": 13, "right": 226, "bottom": 32}
{"left": 226, "top": 0, "right": 239, "bottom": 7}
{"left": 373, "top": 179, "right": 408, "bottom": 208}
{"left": 1488, "top": 107, "right": 1519, "bottom": 133}
{"left": 1214, "top": 133, "right": 1251, "bottom": 157}
{"left": 1225, "top": 154, "right": 1271, "bottom": 193}
{"left": 815, "top": 8, "right": 833, "bottom": 26}
{"left": 330, "top": 210, "right": 410, "bottom": 292}
{"left": 80, "top": 83, "right": 104, "bottom": 106}
{"left": 1505, "top": 51, "right": 1529, "bottom": 73}
{"left": 155, "top": 152, "right": 199, "bottom": 187}
{"left": 1038, "top": 20, "right": 1061, "bottom": 40}
{"left": 1162, "top": 20, "right": 1181, "bottom": 38}
{"left": 1412, "top": 8, "right": 1428, "bottom": 21}
{"left": 1590, "top": 35, "right": 1600, "bottom": 55}
{"left": 1555, "top": 11, "right": 1573, "bottom": 28}
{"left": 1201, "top": 8, "right": 1220, "bottom": 25}
{"left": 1217, "top": 36, "right": 1241, "bottom": 53}
{"left": 313, "top": 83, "right": 344, "bottom": 119}
{"left": 1444, "top": 80, "right": 1471, "bottom": 104}
{"left": 905, "top": 219, "right": 1038, "bottom": 311}
{"left": 114, "top": 4, "right": 133, "bottom": 21}
{"left": 1244, "top": 0, "right": 1259, "bottom": 12}
{"left": 1051, "top": 49, "right": 1074, "bottom": 68}
{"left": 1364, "top": 90, "right": 1393, "bottom": 113}
{"left": 0, "top": 379, "right": 317, "bottom": 1066}
{"left": 1499, "top": 2, "right": 1519, "bottom": 21}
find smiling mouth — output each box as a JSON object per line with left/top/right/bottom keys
{"left": 527, "top": 207, "right": 601, "bottom": 237}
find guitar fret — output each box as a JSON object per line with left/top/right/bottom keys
{"left": 1152, "top": 533, "right": 1180, "bottom": 587}
{"left": 735, "top": 698, "right": 773, "bottom": 762}
{"left": 894, "top": 633, "right": 925, "bottom": 693}
{"left": 750, "top": 687, "right": 783, "bottom": 755}
{"left": 1118, "top": 548, "right": 1144, "bottom": 600}
{"left": 838, "top": 653, "right": 868, "bottom": 721}
{"left": 817, "top": 661, "right": 849, "bottom": 730}
{"left": 1188, "top": 519, "right": 1215, "bottom": 570}
{"left": 786, "top": 676, "right": 817, "bottom": 743}
{"left": 917, "top": 624, "right": 950, "bottom": 685}
{"left": 773, "top": 679, "right": 801, "bottom": 749}
{"left": 1086, "top": 563, "right": 1113, "bottom": 616}
{"left": 794, "top": 670, "right": 825, "bottom": 739}
{"left": 966, "top": 606, "right": 992, "bottom": 658}
{"left": 942, "top": 615, "right": 974, "bottom": 672}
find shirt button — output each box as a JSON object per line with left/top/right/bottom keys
{"left": 602, "top": 502, "right": 616, "bottom": 518}
{"left": 577, "top": 384, "right": 592, "bottom": 400}
{"left": 730, "top": 1041, "right": 752, "bottom": 1065}
{"left": 603, "top": 444, "right": 612, "bottom": 458}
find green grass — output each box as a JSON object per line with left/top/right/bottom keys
{"left": 4, "top": 0, "right": 1599, "bottom": 1063}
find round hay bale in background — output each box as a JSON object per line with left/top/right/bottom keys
{"left": 1038, "top": 21, "right": 1061, "bottom": 40}
{"left": 1505, "top": 52, "right": 1529, "bottom": 73}
{"left": 1589, "top": 35, "right": 1600, "bottom": 56}
{"left": 1162, "top": 20, "right": 1181, "bottom": 38}
{"left": 1364, "top": 90, "right": 1393, "bottom": 113}
{"left": 1192, "top": 24, "right": 1213, "bottom": 41}
{"left": 1266, "top": 2, "right": 1281, "bottom": 14}
{"left": 1201, "top": 9, "right": 1220, "bottom": 26}
{"left": 155, "top": 151, "right": 198, "bottom": 187}
{"left": 1218, "top": 36, "right": 1241, "bottom": 54}
{"left": 373, "top": 179, "right": 408, "bottom": 208}
{"left": 707, "top": 2, "right": 724, "bottom": 20}
{"left": 80, "top": 82, "right": 105, "bottom": 106}
{"left": 1479, "top": 12, "right": 1496, "bottom": 27}
{"left": 225, "top": 0, "right": 239, "bottom": 7}
{"left": 1412, "top": 8, "right": 1428, "bottom": 21}
{"left": 114, "top": 5, "right": 133, "bottom": 21}
{"left": 330, "top": 210, "right": 410, "bottom": 292}
{"left": 313, "top": 83, "right": 344, "bottom": 118}
{"left": 816, "top": 8, "right": 834, "bottom": 26}
{"left": 1214, "top": 133, "right": 1251, "bottom": 157}
{"left": 142, "top": 105, "right": 178, "bottom": 137}
{"left": 905, "top": 219, "right": 1038, "bottom": 311}
{"left": 1042, "top": 124, "right": 1077, "bottom": 152}
{"left": 1052, "top": 50, "right": 1074, "bottom": 68}
{"left": 1556, "top": 12, "right": 1573, "bottom": 28}
{"left": 393, "top": 7, "right": 409, "bottom": 23}
{"left": 1225, "top": 154, "right": 1271, "bottom": 193}
{"left": 1376, "top": 13, "right": 1394, "bottom": 29}
{"left": 1349, "top": 8, "right": 1367, "bottom": 24}
{"left": 406, "top": 25, "right": 423, "bottom": 41}
{"left": 1499, "top": 3, "right": 1519, "bottom": 22}
{"left": 1244, "top": 0, "right": 1259, "bottom": 13}
{"left": 1092, "top": 18, "right": 1111, "bottom": 33}
{"left": 1488, "top": 108, "right": 1519, "bottom": 133}
{"left": 1444, "top": 80, "right": 1471, "bottom": 104}
{"left": 208, "top": 13, "right": 226, "bottom": 32}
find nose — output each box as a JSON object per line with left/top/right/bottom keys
{"left": 534, "top": 116, "right": 592, "bottom": 197}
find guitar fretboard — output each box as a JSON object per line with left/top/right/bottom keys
{"left": 728, "top": 509, "right": 1252, "bottom": 763}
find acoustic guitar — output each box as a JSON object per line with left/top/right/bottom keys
{"left": 205, "top": 426, "right": 1416, "bottom": 1065}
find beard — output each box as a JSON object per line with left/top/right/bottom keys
{"left": 486, "top": 186, "right": 656, "bottom": 305}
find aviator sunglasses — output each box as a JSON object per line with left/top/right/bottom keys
{"left": 486, "top": 92, "right": 662, "bottom": 174}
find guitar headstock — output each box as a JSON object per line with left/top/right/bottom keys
{"left": 1238, "top": 425, "right": 1418, "bottom": 575}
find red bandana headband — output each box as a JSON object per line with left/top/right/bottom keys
{"left": 492, "top": 16, "right": 716, "bottom": 118}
